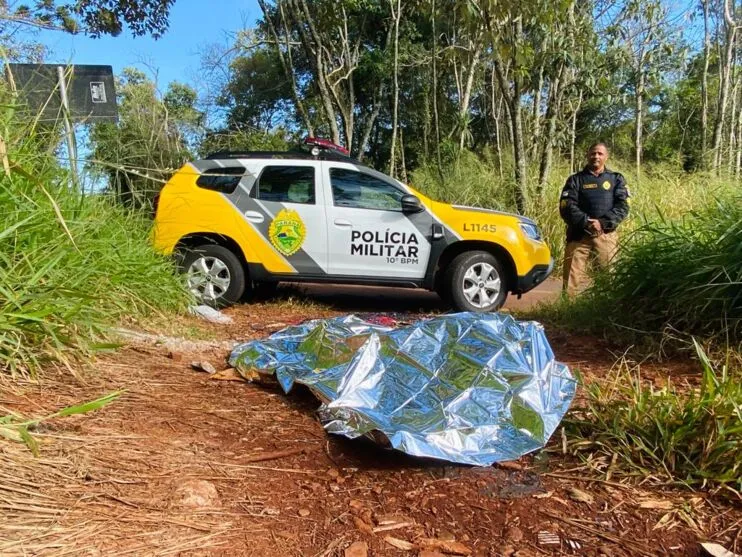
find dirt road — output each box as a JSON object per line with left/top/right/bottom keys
{"left": 277, "top": 277, "right": 563, "bottom": 314}
{"left": 0, "top": 289, "right": 737, "bottom": 556}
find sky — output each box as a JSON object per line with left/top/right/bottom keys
{"left": 35, "top": 0, "right": 260, "bottom": 92}
{"left": 23, "top": 0, "right": 262, "bottom": 188}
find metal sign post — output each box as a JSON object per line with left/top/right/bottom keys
{"left": 6, "top": 64, "right": 119, "bottom": 191}
{"left": 56, "top": 66, "right": 79, "bottom": 188}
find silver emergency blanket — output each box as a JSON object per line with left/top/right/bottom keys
{"left": 229, "top": 313, "right": 575, "bottom": 465}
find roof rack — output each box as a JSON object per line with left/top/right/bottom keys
{"left": 204, "top": 137, "right": 363, "bottom": 165}
{"left": 204, "top": 150, "right": 361, "bottom": 164}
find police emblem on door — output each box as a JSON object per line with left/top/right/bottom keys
{"left": 269, "top": 209, "right": 306, "bottom": 256}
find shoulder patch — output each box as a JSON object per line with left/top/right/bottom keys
{"left": 560, "top": 199, "right": 568, "bottom": 209}
{"left": 561, "top": 190, "right": 569, "bottom": 198}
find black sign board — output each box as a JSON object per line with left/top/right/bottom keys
{"left": 6, "top": 64, "right": 118, "bottom": 123}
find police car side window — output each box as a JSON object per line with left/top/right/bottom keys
{"left": 196, "top": 166, "right": 246, "bottom": 194}
{"left": 330, "top": 168, "right": 404, "bottom": 211}
{"left": 257, "top": 166, "right": 316, "bottom": 204}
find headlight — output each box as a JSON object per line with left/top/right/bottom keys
{"left": 520, "top": 222, "right": 542, "bottom": 242}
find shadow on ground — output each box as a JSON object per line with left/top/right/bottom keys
{"left": 269, "top": 277, "right": 562, "bottom": 314}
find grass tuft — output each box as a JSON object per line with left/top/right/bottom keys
{"left": 565, "top": 341, "right": 742, "bottom": 492}
{"left": 0, "top": 92, "right": 190, "bottom": 377}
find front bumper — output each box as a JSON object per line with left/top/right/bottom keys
{"left": 514, "top": 259, "right": 554, "bottom": 294}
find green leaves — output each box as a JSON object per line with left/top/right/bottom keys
{"left": 566, "top": 344, "right": 742, "bottom": 490}
{"left": 0, "top": 392, "right": 122, "bottom": 456}
{"left": 88, "top": 68, "right": 201, "bottom": 210}
{"left": 561, "top": 193, "right": 742, "bottom": 344}
{"left": 1, "top": 87, "right": 190, "bottom": 377}
{"left": 7, "top": 1, "right": 174, "bottom": 38}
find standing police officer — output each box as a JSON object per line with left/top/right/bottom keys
{"left": 559, "top": 142, "right": 630, "bottom": 294}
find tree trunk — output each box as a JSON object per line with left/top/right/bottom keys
{"left": 389, "top": 0, "right": 401, "bottom": 177}
{"left": 431, "top": 0, "right": 442, "bottom": 177}
{"left": 635, "top": 64, "right": 645, "bottom": 184}
{"left": 511, "top": 93, "right": 528, "bottom": 213}
{"left": 288, "top": 0, "right": 340, "bottom": 144}
{"left": 728, "top": 69, "right": 740, "bottom": 176}
{"left": 494, "top": 47, "right": 528, "bottom": 213}
{"left": 491, "top": 68, "right": 504, "bottom": 181}
{"left": 423, "top": 80, "right": 430, "bottom": 160}
{"left": 356, "top": 19, "right": 393, "bottom": 162}
{"left": 701, "top": 0, "right": 710, "bottom": 169}
{"left": 326, "top": 5, "right": 356, "bottom": 151}
{"left": 356, "top": 84, "right": 384, "bottom": 162}
{"left": 458, "top": 40, "right": 482, "bottom": 150}
{"left": 400, "top": 127, "right": 408, "bottom": 182}
{"left": 530, "top": 62, "right": 544, "bottom": 160}
{"left": 712, "top": 11, "right": 736, "bottom": 173}
{"left": 538, "top": 70, "right": 563, "bottom": 196}
{"left": 727, "top": 61, "right": 740, "bottom": 176}
{"left": 258, "top": 0, "right": 314, "bottom": 136}
{"left": 569, "top": 90, "right": 583, "bottom": 172}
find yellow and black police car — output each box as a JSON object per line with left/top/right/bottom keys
{"left": 153, "top": 138, "right": 553, "bottom": 312}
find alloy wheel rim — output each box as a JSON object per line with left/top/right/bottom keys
{"left": 461, "top": 262, "right": 501, "bottom": 309}
{"left": 187, "top": 256, "right": 231, "bottom": 301}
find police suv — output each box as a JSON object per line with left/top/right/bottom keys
{"left": 153, "top": 138, "right": 553, "bottom": 312}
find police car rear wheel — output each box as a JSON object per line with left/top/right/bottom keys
{"left": 181, "top": 244, "right": 246, "bottom": 308}
{"left": 446, "top": 251, "right": 507, "bottom": 312}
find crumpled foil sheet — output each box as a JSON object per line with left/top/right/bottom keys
{"left": 229, "top": 313, "right": 575, "bottom": 465}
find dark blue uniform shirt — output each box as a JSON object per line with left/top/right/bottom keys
{"left": 559, "top": 166, "right": 630, "bottom": 241}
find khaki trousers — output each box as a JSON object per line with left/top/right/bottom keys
{"left": 563, "top": 231, "right": 619, "bottom": 295}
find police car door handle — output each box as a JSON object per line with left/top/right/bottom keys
{"left": 334, "top": 219, "right": 352, "bottom": 228}
{"left": 244, "top": 211, "right": 264, "bottom": 223}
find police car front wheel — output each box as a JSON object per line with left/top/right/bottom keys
{"left": 181, "top": 244, "right": 246, "bottom": 308}
{"left": 445, "top": 251, "right": 507, "bottom": 312}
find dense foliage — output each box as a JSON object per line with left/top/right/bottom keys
{"left": 0, "top": 95, "right": 189, "bottom": 377}
{"left": 1, "top": 0, "right": 174, "bottom": 37}
{"left": 204, "top": 1, "right": 739, "bottom": 188}
{"left": 88, "top": 69, "right": 202, "bottom": 209}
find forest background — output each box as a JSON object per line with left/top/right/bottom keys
{"left": 6, "top": 0, "right": 742, "bottom": 252}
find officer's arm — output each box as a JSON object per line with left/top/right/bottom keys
{"left": 559, "top": 176, "right": 588, "bottom": 229}
{"left": 598, "top": 174, "right": 630, "bottom": 231}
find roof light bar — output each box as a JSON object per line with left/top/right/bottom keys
{"left": 303, "top": 136, "right": 350, "bottom": 156}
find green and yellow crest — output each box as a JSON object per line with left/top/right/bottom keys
{"left": 602, "top": 180, "right": 612, "bottom": 190}
{"left": 269, "top": 209, "right": 306, "bottom": 256}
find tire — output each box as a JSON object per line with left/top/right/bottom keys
{"left": 250, "top": 281, "right": 279, "bottom": 300}
{"left": 444, "top": 251, "right": 508, "bottom": 312}
{"left": 435, "top": 277, "right": 451, "bottom": 304}
{"left": 180, "top": 244, "right": 246, "bottom": 308}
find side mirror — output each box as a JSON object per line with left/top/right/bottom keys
{"left": 401, "top": 194, "right": 424, "bottom": 214}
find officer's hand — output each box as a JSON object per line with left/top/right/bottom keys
{"left": 587, "top": 218, "right": 603, "bottom": 234}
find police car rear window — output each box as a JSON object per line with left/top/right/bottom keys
{"left": 257, "top": 166, "right": 316, "bottom": 205}
{"left": 195, "top": 167, "right": 246, "bottom": 194}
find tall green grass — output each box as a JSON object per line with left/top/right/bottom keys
{"left": 0, "top": 98, "right": 190, "bottom": 377}
{"left": 566, "top": 341, "right": 742, "bottom": 491}
{"left": 543, "top": 195, "right": 742, "bottom": 345}
{"left": 410, "top": 150, "right": 735, "bottom": 271}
